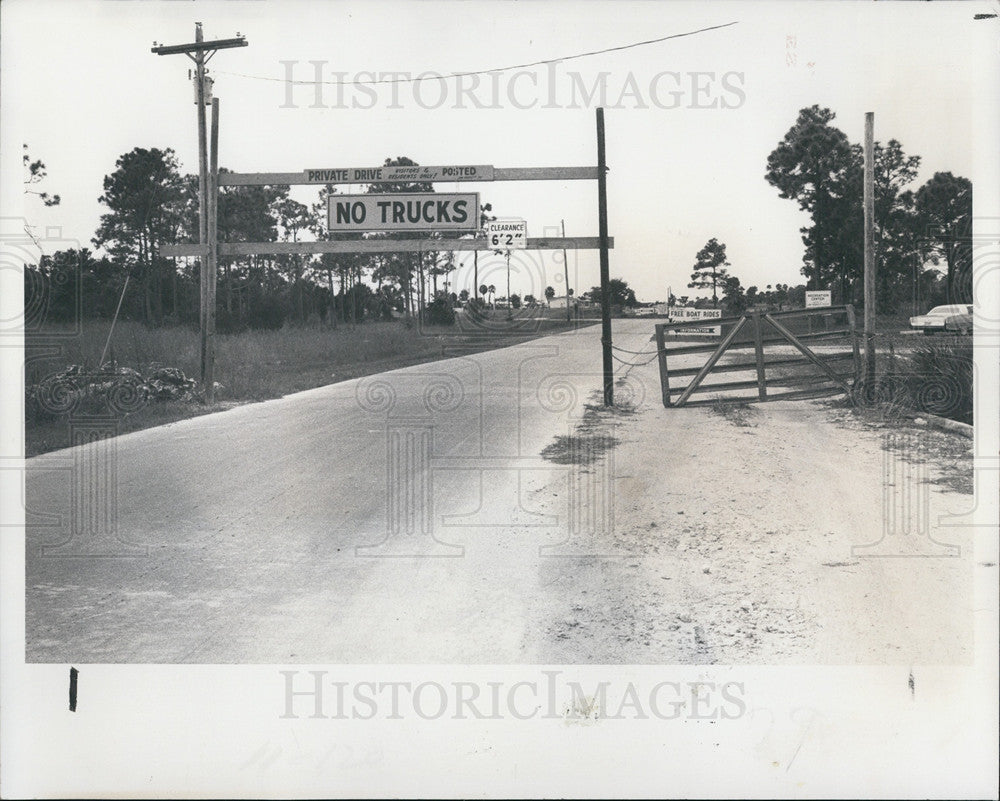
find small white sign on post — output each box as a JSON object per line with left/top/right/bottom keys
{"left": 485, "top": 220, "right": 527, "bottom": 250}
{"left": 805, "top": 290, "right": 832, "bottom": 308}
{"left": 665, "top": 307, "right": 722, "bottom": 335}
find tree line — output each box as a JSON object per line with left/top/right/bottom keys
{"left": 27, "top": 106, "right": 971, "bottom": 331}
{"left": 686, "top": 106, "right": 971, "bottom": 315}
{"left": 26, "top": 150, "right": 479, "bottom": 331}
{"left": 764, "top": 105, "right": 971, "bottom": 311}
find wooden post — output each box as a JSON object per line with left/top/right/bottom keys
{"left": 206, "top": 96, "right": 219, "bottom": 403}
{"left": 845, "top": 304, "right": 861, "bottom": 383}
{"left": 561, "top": 219, "right": 571, "bottom": 323}
{"left": 654, "top": 324, "right": 670, "bottom": 407}
{"left": 863, "top": 111, "right": 876, "bottom": 395}
{"left": 505, "top": 248, "right": 512, "bottom": 321}
{"left": 194, "top": 23, "right": 210, "bottom": 392}
{"left": 596, "top": 108, "right": 613, "bottom": 407}
{"left": 752, "top": 312, "right": 767, "bottom": 400}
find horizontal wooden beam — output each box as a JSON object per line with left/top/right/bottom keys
{"left": 218, "top": 166, "right": 599, "bottom": 187}
{"left": 151, "top": 37, "right": 247, "bottom": 56}
{"left": 678, "top": 386, "right": 845, "bottom": 408}
{"left": 160, "top": 236, "right": 613, "bottom": 257}
{"left": 666, "top": 351, "right": 856, "bottom": 378}
{"left": 494, "top": 167, "right": 600, "bottom": 182}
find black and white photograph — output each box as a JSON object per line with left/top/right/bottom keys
{"left": 2, "top": 0, "right": 998, "bottom": 797}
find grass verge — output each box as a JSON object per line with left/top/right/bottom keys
{"left": 25, "top": 315, "right": 598, "bottom": 457}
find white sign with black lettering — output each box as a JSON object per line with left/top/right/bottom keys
{"left": 665, "top": 307, "right": 722, "bottom": 335}
{"left": 327, "top": 193, "right": 478, "bottom": 232}
{"left": 307, "top": 165, "right": 494, "bottom": 184}
{"left": 485, "top": 219, "right": 527, "bottom": 250}
{"left": 805, "top": 290, "right": 832, "bottom": 308}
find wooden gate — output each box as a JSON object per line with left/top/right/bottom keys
{"left": 655, "top": 305, "right": 860, "bottom": 408}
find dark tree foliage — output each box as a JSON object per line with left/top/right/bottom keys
{"left": 721, "top": 275, "right": 746, "bottom": 315}
{"left": 590, "top": 278, "right": 637, "bottom": 308}
{"left": 766, "top": 106, "right": 972, "bottom": 312}
{"left": 688, "top": 238, "right": 731, "bottom": 307}
{"left": 92, "top": 147, "right": 188, "bottom": 325}
{"left": 915, "top": 172, "right": 973, "bottom": 303}
{"left": 36, "top": 151, "right": 509, "bottom": 332}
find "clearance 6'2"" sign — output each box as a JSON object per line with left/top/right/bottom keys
{"left": 485, "top": 220, "right": 527, "bottom": 249}
{"left": 327, "top": 193, "right": 479, "bottom": 232}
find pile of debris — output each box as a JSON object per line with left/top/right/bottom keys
{"left": 27, "top": 363, "right": 200, "bottom": 420}
{"left": 146, "top": 367, "right": 199, "bottom": 401}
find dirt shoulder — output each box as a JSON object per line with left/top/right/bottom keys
{"left": 530, "top": 387, "right": 979, "bottom": 664}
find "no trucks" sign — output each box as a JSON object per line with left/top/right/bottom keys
{"left": 327, "top": 193, "right": 479, "bottom": 232}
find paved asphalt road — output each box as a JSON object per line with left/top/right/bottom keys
{"left": 25, "top": 316, "right": 978, "bottom": 667}
{"left": 26, "top": 320, "right": 660, "bottom": 663}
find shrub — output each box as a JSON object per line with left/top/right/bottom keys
{"left": 423, "top": 295, "right": 456, "bottom": 326}
{"left": 250, "top": 294, "right": 287, "bottom": 330}
{"left": 903, "top": 341, "right": 973, "bottom": 424}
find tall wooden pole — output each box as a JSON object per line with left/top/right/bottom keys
{"left": 561, "top": 218, "right": 571, "bottom": 322}
{"left": 506, "top": 249, "right": 512, "bottom": 320}
{"left": 194, "top": 23, "right": 210, "bottom": 393}
{"left": 596, "top": 108, "right": 613, "bottom": 406}
{"left": 207, "top": 96, "right": 219, "bottom": 402}
{"left": 863, "top": 111, "right": 876, "bottom": 394}
{"left": 150, "top": 27, "right": 245, "bottom": 399}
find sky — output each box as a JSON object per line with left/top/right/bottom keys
{"left": 2, "top": 0, "right": 997, "bottom": 304}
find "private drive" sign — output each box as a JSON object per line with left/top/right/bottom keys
{"left": 327, "top": 193, "right": 479, "bottom": 232}
{"left": 308, "top": 165, "right": 493, "bottom": 184}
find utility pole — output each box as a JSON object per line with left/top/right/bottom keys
{"left": 863, "top": 111, "right": 876, "bottom": 396}
{"left": 596, "top": 108, "right": 613, "bottom": 407}
{"left": 561, "top": 219, "right": 570, "bottom": 323}
{"left": 207, "top": 96, "right": 220, "bottom": 401}
{"left": 152, "top": 25, "right": 247, "bottom": 401}
{"left": 505, "top": 248, "right": 512, "bottom": 321}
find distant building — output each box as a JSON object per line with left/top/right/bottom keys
{"left": 548, "top": 295, "right": 592, "bottom": 309}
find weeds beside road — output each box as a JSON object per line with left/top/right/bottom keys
{"left": 25, "top": 313, "right": 598, "bottom": 456}
{"left": 24, "top": 310, "right": 974, "bottom": 456}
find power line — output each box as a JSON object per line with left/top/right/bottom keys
{"left": 216, "top": 21, "right": 739, "bottom": 86}
{"left": 612, "top": 350, "right": 661, "bottom": 367}
{"left": 612, "top": 344, "right": 659, "bottom": 356}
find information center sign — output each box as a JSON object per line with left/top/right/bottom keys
{"left": 805, "top": 291, "right": 833, "bottom": 308}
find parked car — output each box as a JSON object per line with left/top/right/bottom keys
{"left": 909, "top": 304, "right": 972, "bottom": 334}
{"left": 944, "top": 312, "right": 973, "bottom": 335}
